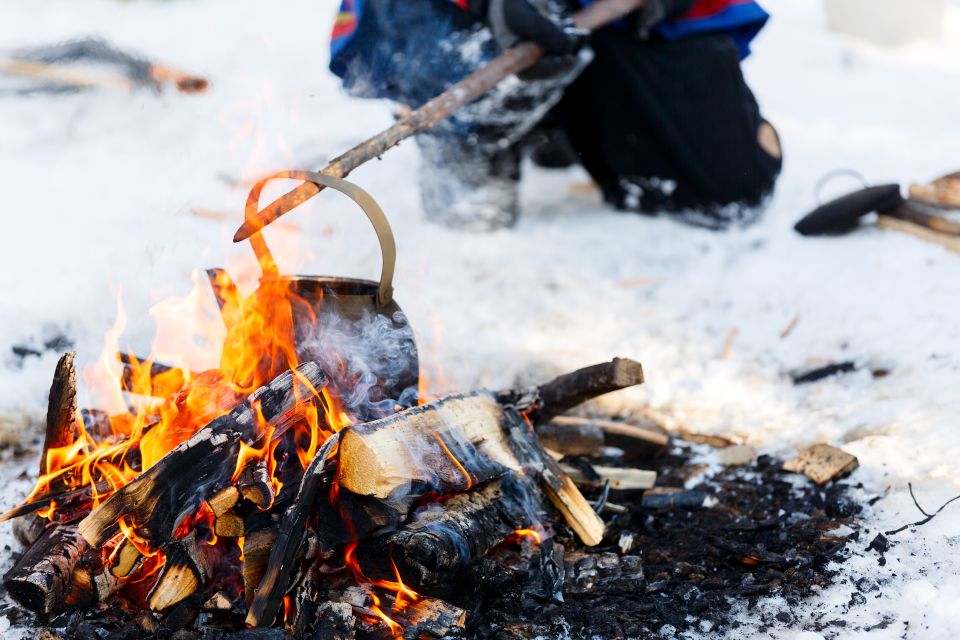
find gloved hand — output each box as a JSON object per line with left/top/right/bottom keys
{"left": 464, "top": 0, "right": 586, "bottom": 79}
{"left": 631, "top": 0, "right": 696, "bottom": 39}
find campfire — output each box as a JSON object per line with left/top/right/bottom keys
{"left": 0, "top": 173, "right": 664, "bottom": 639}
{"left": 1, "top": 172, "right": 862, "bottom": 639}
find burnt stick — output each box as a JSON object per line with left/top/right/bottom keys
{"left": 3, "top": 523, "right": 88, "bottom": 616}
{"left": 525, "top": 358, "right": 646, "bottom": 425}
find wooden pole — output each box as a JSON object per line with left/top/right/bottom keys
{"left": 233, "top": 0, "right": 646, "bottom": 243}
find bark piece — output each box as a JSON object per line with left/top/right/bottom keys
{"left": 3, "top": 524, "right": 88, "bottom": 616}
{"left": 78, "top": 362, "right": 326, "bottom": 548}
{"left": 783, "top": 444, "right": 859, "bottom": 485}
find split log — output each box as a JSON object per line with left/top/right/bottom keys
{"left": 504, "top": 412, "right": 606, "bottom": 546}
{"left": 215, "top": 510, "right": 245, "bottom": 538}
{"left": 243, "top": 513, "right": 281, "bottom": 609}
{"left": 524, "top": 358, "right": 645, "bottom": 425}
{"left": 3, "top": 524, "right": 87, "bottom": 616}
{"left": 110, "top": 539, "right": 142, "bottom": 578}
{"left": 561, "top": 463, "right": 657, "bottom": 491}
{"left": 148, "top": 531, "right": 211, "bottom": 611}
{"left": 78, "top": 362, "right": 326, "bottom": 549}
{"left": 238, "top": 459, "right": 275, "bottom": 509}
{"left": 337, "top": 391, "right": 519, "bottom": 504}
{"left": 384, "top": 594, "right": 467, "bottom": 639}
{"left": 246, "top": 435, "right": 340, "bottom": 627}
{"left": 563, "top": 551, "right": 644, "bottom": 595}
{"left": 359, "top": 475, "right": 542, "bottom": 592}
{"left": 549, "top": 415, "right": 669, "bottom": 458}
{"left": 209, "top": 486, "right": 240, "bottom": 517}
{"left": 339, "top": 388, "right": 604, "bottom": 545}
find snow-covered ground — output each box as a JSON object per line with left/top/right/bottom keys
{"left": 2, "top": 0, "right": 959, "bottom": 637}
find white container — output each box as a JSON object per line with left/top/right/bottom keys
{"left": 823, "top": 0, "right": 946, "bottom": 47}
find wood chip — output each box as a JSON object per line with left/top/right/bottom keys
{"left": 783, "top": 444, "right": 859, "bottom": 485}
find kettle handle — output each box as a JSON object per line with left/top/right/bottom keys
{"left": 245, "top": 170, "right": 396, "bottom": 307}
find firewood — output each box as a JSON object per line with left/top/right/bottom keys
{"left": 238, "top": 459, "right": 275, "bottom": 509}
{"left": 504, "top": 413, "right": 606, "bottom": 546}
{"left": 359, "top": 475, "right": 542, "bottom": 592}
{"left": 877, "top": 214, "right": 960, "bottom": 254}
{"left": 246, "top": 435, "right": 340, "bottom": 627}
{"left": 214, "top": 510, "right": 245, "bottom": 538}
{"left": 110, "top": 539, "right": 141, "bottom": 578}
{"left": 550, "top": 415, "right": 669, "bottom": 458}
{"left": 337, "top": 391, "right": 520, "bottom": 503}
{"left": 148, "top": 531, "right": 211, "bottom": 611}
{"left": 783, "top": 444, "right": 859, "bottom": 485}
{"left": 243, "top": 512, "right": 281, "bottom": 608}
{"left": 3, "top": 524, "right": 88, "bottom": 615}
{"left": 78, "top": 362, "right": 326, "bottom": 548}
{"left": 563, "top": 551, "right": 644, "bottom": 595}
{"left": 384, "top": 593, "right": 467, "bottom": 639}
{"left": 14, "top": 352, "right": 79, "bottom": 547}
{"left": 539, "top": 419, "right": 604, "bottom": 457}
{"left": 524, "top": 358, "right": 645, "bottom": 425}
{"left": 340, "top": 388, "right": 604, "bottom": 545}
{"left": 209, "top": 485, "right": 240, "bottom": 517}
{"left": 312, "top": 601, "right": 355, "bottom": 640}
{"left": 561, "top": 464, "right": 657, "bottom": 491}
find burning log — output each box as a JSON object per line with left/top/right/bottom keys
{"left": 3, "top": 523, "right": 87, "bottom": 616}
{"left": 312, "top": 601, "right": 356, "bottom": 640}
{"left": 246, "top": 435, "right": 340, "bottom": 627}
{"left": 78, "top": 362, "right": 326, "bottom": 549}
{"left": 243, "top": 512, "right": 281, "bottom": 608}
{"left": 148, "top": 531, "right": 212, "bottom": 611}
{"left": 13, "top": 352, "right": 79, "bottom": 547}
{"left": 336, "top": 389, "right": 604, "bottom": 545}
{"left": 358, "top": 475, "right": 541, "bottom": 592}
{"left": 238, "top": 458, "right": 276, "bottom": 509}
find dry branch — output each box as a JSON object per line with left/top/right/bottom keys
{"left": 525, "top": 358, "right": 645, "bottom": 425}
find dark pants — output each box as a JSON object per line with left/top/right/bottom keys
{"left": 334, "top": 0, "right": 781, "bottom": 227}
{"left": 551, "top": 28, "right": 781, "bottom": 225}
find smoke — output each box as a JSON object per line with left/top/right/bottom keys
{"left": 297, "top": 307, "right": 419, "bottom": 422}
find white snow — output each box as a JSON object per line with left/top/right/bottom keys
{"left": 2, "top": 0, "right": 960, "bottom": 637}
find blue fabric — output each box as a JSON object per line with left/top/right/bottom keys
{"left": 658, "top": 2, "right": 769, "bottom": 58}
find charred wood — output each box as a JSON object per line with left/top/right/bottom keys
{"left": 78, "top": 362, "right": 326, "bottom": 548}
{"left": 3, "top": 523, "right": 87, "bottom": 616}
{"left": 550, "top": 415, "right": 669, "bottom": 459}
{"left": 246, "top": 434, "right": 340, "bottom": 627}
{"left": 538, "top": 419, "right": 604, "bottom": 457}
{"left": 359, "top": 475, "right": 541, "bottom": 592}
{"left": 238, "top": 459, "right": 275, "bottom": 509}
{"left": 148, "top": 531, "right": 212, "bottom": 611}
{"left": 522, "top": 358, "right": 645, "bottom": 426}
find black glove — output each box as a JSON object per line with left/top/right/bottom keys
{"left": 465, "top": 0, "right": 586, "bottom": 78}
{"left": 631, "top": 0, "right": 696, "bottom": 39}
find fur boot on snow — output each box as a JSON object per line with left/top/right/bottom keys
{"left": 417, "top": 133, "right": 521, "bottom": 231}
